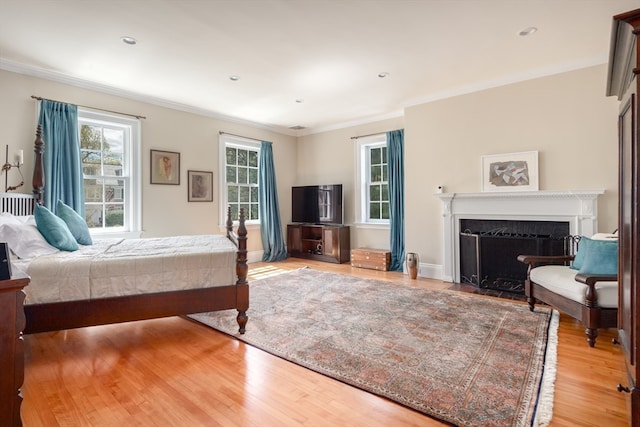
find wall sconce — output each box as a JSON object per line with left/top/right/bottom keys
{"left": 2, "top": 145, "right": 24, "bottom": 192}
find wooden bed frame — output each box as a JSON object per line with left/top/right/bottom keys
{"left": 10, "top": 125, "right": 249, "bottom": 335}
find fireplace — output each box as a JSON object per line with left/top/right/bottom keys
{"left": 459, "top": 219, "right": 570, "bottom": 293}
{"left": 434, "top": 190, "right": 603, "bottom": 283}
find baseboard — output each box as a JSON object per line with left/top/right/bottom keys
{"left": 247, "top": 250, "right": 264, "bottom": 263}
{"left": 417, "top": 262, "right": 449, "bottom": 282}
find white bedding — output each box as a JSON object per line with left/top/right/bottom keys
{"left": 13, "top": 234, "right": 238, "bottom": 305}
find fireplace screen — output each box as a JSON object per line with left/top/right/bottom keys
{"left": 459, "top": 219, "right": 570, "bottom": 293}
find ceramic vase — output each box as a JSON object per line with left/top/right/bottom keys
{"left": 406, "top": 252, "right": 419, "bottom": 279}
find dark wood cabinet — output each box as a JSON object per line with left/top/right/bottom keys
{"left": 607, "top": 8, "right": 640, "bottom": 426}
{"left": 0, "top": 271, "right": 29, "bottom": 427}
{"left": 287, "top": 224, "right": 350, "bottom": 263}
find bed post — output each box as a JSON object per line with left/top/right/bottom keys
{"left": 32, "top": 124, "right": 44, "bottom": 205}
{"left": 227, "top": 206, "right": 249, "bottom": 334}
{"left": 236, "top": 208, "right": 249, "bottom": 333}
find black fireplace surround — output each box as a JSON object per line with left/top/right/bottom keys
{"left": 459, "top": 219, "right": 570, "bottom": 293}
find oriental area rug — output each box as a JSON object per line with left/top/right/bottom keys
{"left": 189, "top": 268, "right": 558, "bottom": 427}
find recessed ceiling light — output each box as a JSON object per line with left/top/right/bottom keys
{"left": 229, "top": 75, "right": 240, "bottom": 81}
{"left": 120, "top": 36, "right": 137, "bottom": 45}
{"left": 378, "top": 72, "right": 389, "bottom": 78}
{"left": 295, "top": 99, "right": 304, "bottom": 103}
{"left": 518, "top": 27, "right": 538, "bottom": 36}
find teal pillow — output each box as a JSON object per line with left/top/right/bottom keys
{"left": 577, "top": 238, "right": 618, "bottom": 276}
{"left": 34, "top": 204, "right": 79, "bottom": 251}
{"left": 56, "top": 200, "right": 93, "bottom": 245}
{"left": 571, "top": 236, "right": 592, "bottom": 270}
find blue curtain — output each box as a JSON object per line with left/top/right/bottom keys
{"left": 387, "top": 130, "right": 405, "bottom": 271}
{"left": 258, "top": 141, "right": 287, "bottom": 261}
{"left": 38, "top": 100, "right": 84, "bottom": 215}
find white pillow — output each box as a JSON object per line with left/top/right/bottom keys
{"left": 15, "top": 215, "right": 36, "bottom": 226}
{"left": 591, "top": 233, "right": 618, "bottom": 240}
{"left": 0, "top": 222, "right": 59, "bottom": 259}
{"left": 0, "top": 213, "right": 22, "bottom": 225}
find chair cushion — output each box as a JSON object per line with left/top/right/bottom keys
{"left": 530, "top": 265, "right": 617, "bottom": 308}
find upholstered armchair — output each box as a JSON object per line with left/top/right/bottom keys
{"left": 517, "top": 234, "right": 618, "bottom": 347}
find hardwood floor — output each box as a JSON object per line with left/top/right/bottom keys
{"left": 21, "top": 259, "right": 629, "bottom": 426}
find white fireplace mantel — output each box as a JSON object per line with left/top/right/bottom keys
{"left": 434, "top": 190, "right": 604, "bottom": 283}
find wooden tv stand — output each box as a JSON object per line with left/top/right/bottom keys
{"left": 287, "top": 224, "right": 350, "bottom": 263}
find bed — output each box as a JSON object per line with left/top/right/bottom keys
{"left": 2, "top": 125, "right": 249, "bottom": 335}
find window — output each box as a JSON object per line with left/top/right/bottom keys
{"left": 355, "top": 134, "right": 389, "bottom": 224}
{"left": 78, "top": 109, "right": 141, "bottom": 237}
{"left": 219, "top": 134, "right": 260, "bottom": 223}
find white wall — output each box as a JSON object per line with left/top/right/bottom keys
{"left": 298, "top": 64, "right": 620, "bottom": 279}
{"left": 295, "top": 117, "right": 404, "bottom": 250}
{"left": 1, "top": 64, "right": 621, "bottom": 276}
{"left": 0, "top": 69, "right": 297, "bottom": 255}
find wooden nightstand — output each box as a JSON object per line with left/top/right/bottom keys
{"left": 0, "top": 271, "right": 29, "bottom": 427}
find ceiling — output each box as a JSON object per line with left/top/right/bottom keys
{"left": 0, "top": 0, "right": 637, "bottom": 135}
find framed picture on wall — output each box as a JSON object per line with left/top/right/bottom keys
{"left": 188, "top": 170, "right": 213, "bottom": 202}
{"left": 150, "top": 150, "right": 180, "bottom": 185}
{"left": 481, "top": 151, "right": 538, "bottom": 192}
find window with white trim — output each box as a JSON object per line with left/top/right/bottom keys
{"left": 78, "top": 109, "right": 141, "bottom": 237}
{"left": 219, "top": 134, "right": 260, "bottom": 223}
{"left": 355, "top": 134, "right": 389, "bottom": 224}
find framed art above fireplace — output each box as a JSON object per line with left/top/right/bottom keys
{"left": 481, "top": 151, "right": 538, "bottom": 192}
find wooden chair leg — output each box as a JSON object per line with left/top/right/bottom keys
{"left": 527, "top": 297, "right": 535, "bottom": 312}
{"left": 585, "top": 327, "right": 598, "bottom": 347}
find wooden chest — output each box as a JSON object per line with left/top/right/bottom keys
{"left": 350, "top": 248, "right": 391, "bottom": 271}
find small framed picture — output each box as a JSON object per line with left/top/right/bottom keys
{"left": 188, "top": 170, "right": 213, "bottom": 202}
{"left": 150, "top": 150, "right": 180, "bottom": 185}
{"left": 481, "top": 151, "right": 539, "bottom": 192}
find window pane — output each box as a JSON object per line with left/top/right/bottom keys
{"left": 249, "top": 151, "right": 258, "bottom": 167}
{"left": 250, "top": 187, "right": 258, "bottom": 202}
{"left": 226, "top": 147, "right": 237, "bottom": 165}
{"left": 85, "top": 204, "right": 103, "bottom": 228}
{"left": 80, "top": 125, "right": 103, "bottom": 150}
{"left": 226, "top": 166, "right": 237, "bottom": 183}
{"left": 240, "top": 203, "right": 250, "bottom": 218}
{"left": 84, "top": 179, "right": 103, "bottom": 202}
{"left": 369, "top": 185, "right": 380, "bottom": 202}
{"left": 237, "top": 149, "right": 248, "bottom": 166}
{"left": 106, "top": 179, "right": 124, "bottom": 202}
{"left": 370, "top": 165, "right": 382, "bottom": 182}
{"left": 381, "top": 202, "right": 390, "bottom": 219}
{"left": 239, "top": 186, "right": 250, "bottom": 202}
{"left": 251, "top": 203, "right": 259, "bottom": 220}
{"left": 103, "top": 128, "right": 123, "bottom": 172}
{"left": 229, "top": 204, "right": 239, "bottom": 220}
{"left": 381, "top": 146, "right": 387, "bottom": 161}
{"left": 228, "top": 185, "right": 238, "bottom": 203}
{"left": 381, "top": 184, "right": 389, "bottom": 201}
{"left": 238, "top": 167, "right": 248, "bottom": 184}
{"left": 82, "top": 151, "right": 101, "bottom": 168}
{"left": 370, "top": 202, "right": 380, "bottom": 219}
{"left": 382, "top": 164, "right": 388, "bottom": 182}
{"left": 105, "top": 204, "right": 124, "bottom": 227}
{"left": 371, "top": 147, "right": 381, "bottom": 165}
{"left": 249, "top": 168, "right": 258, "bottom": 184}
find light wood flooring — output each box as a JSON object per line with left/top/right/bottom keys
{"left": 21, "top": 258, "right": 630, "bottom": 426}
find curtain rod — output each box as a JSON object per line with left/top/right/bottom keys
{"left": 350, "top": 131, "right": 393, "bottom": 140}
{"left": 219, "top": 131, "right": 269, "bottom": 144}
{"left": 351, "top": 128, "right": 404, "bottom": 140}
{"left": 31, "top": 96, "right": 146, "bottom": 120}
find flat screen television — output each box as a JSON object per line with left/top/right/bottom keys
{"left": 291, "top": 184, "right": 343, "bottom": 225}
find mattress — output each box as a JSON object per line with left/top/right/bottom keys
{"left": 12, "top": 234, "right": 238, "bottom": 305}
